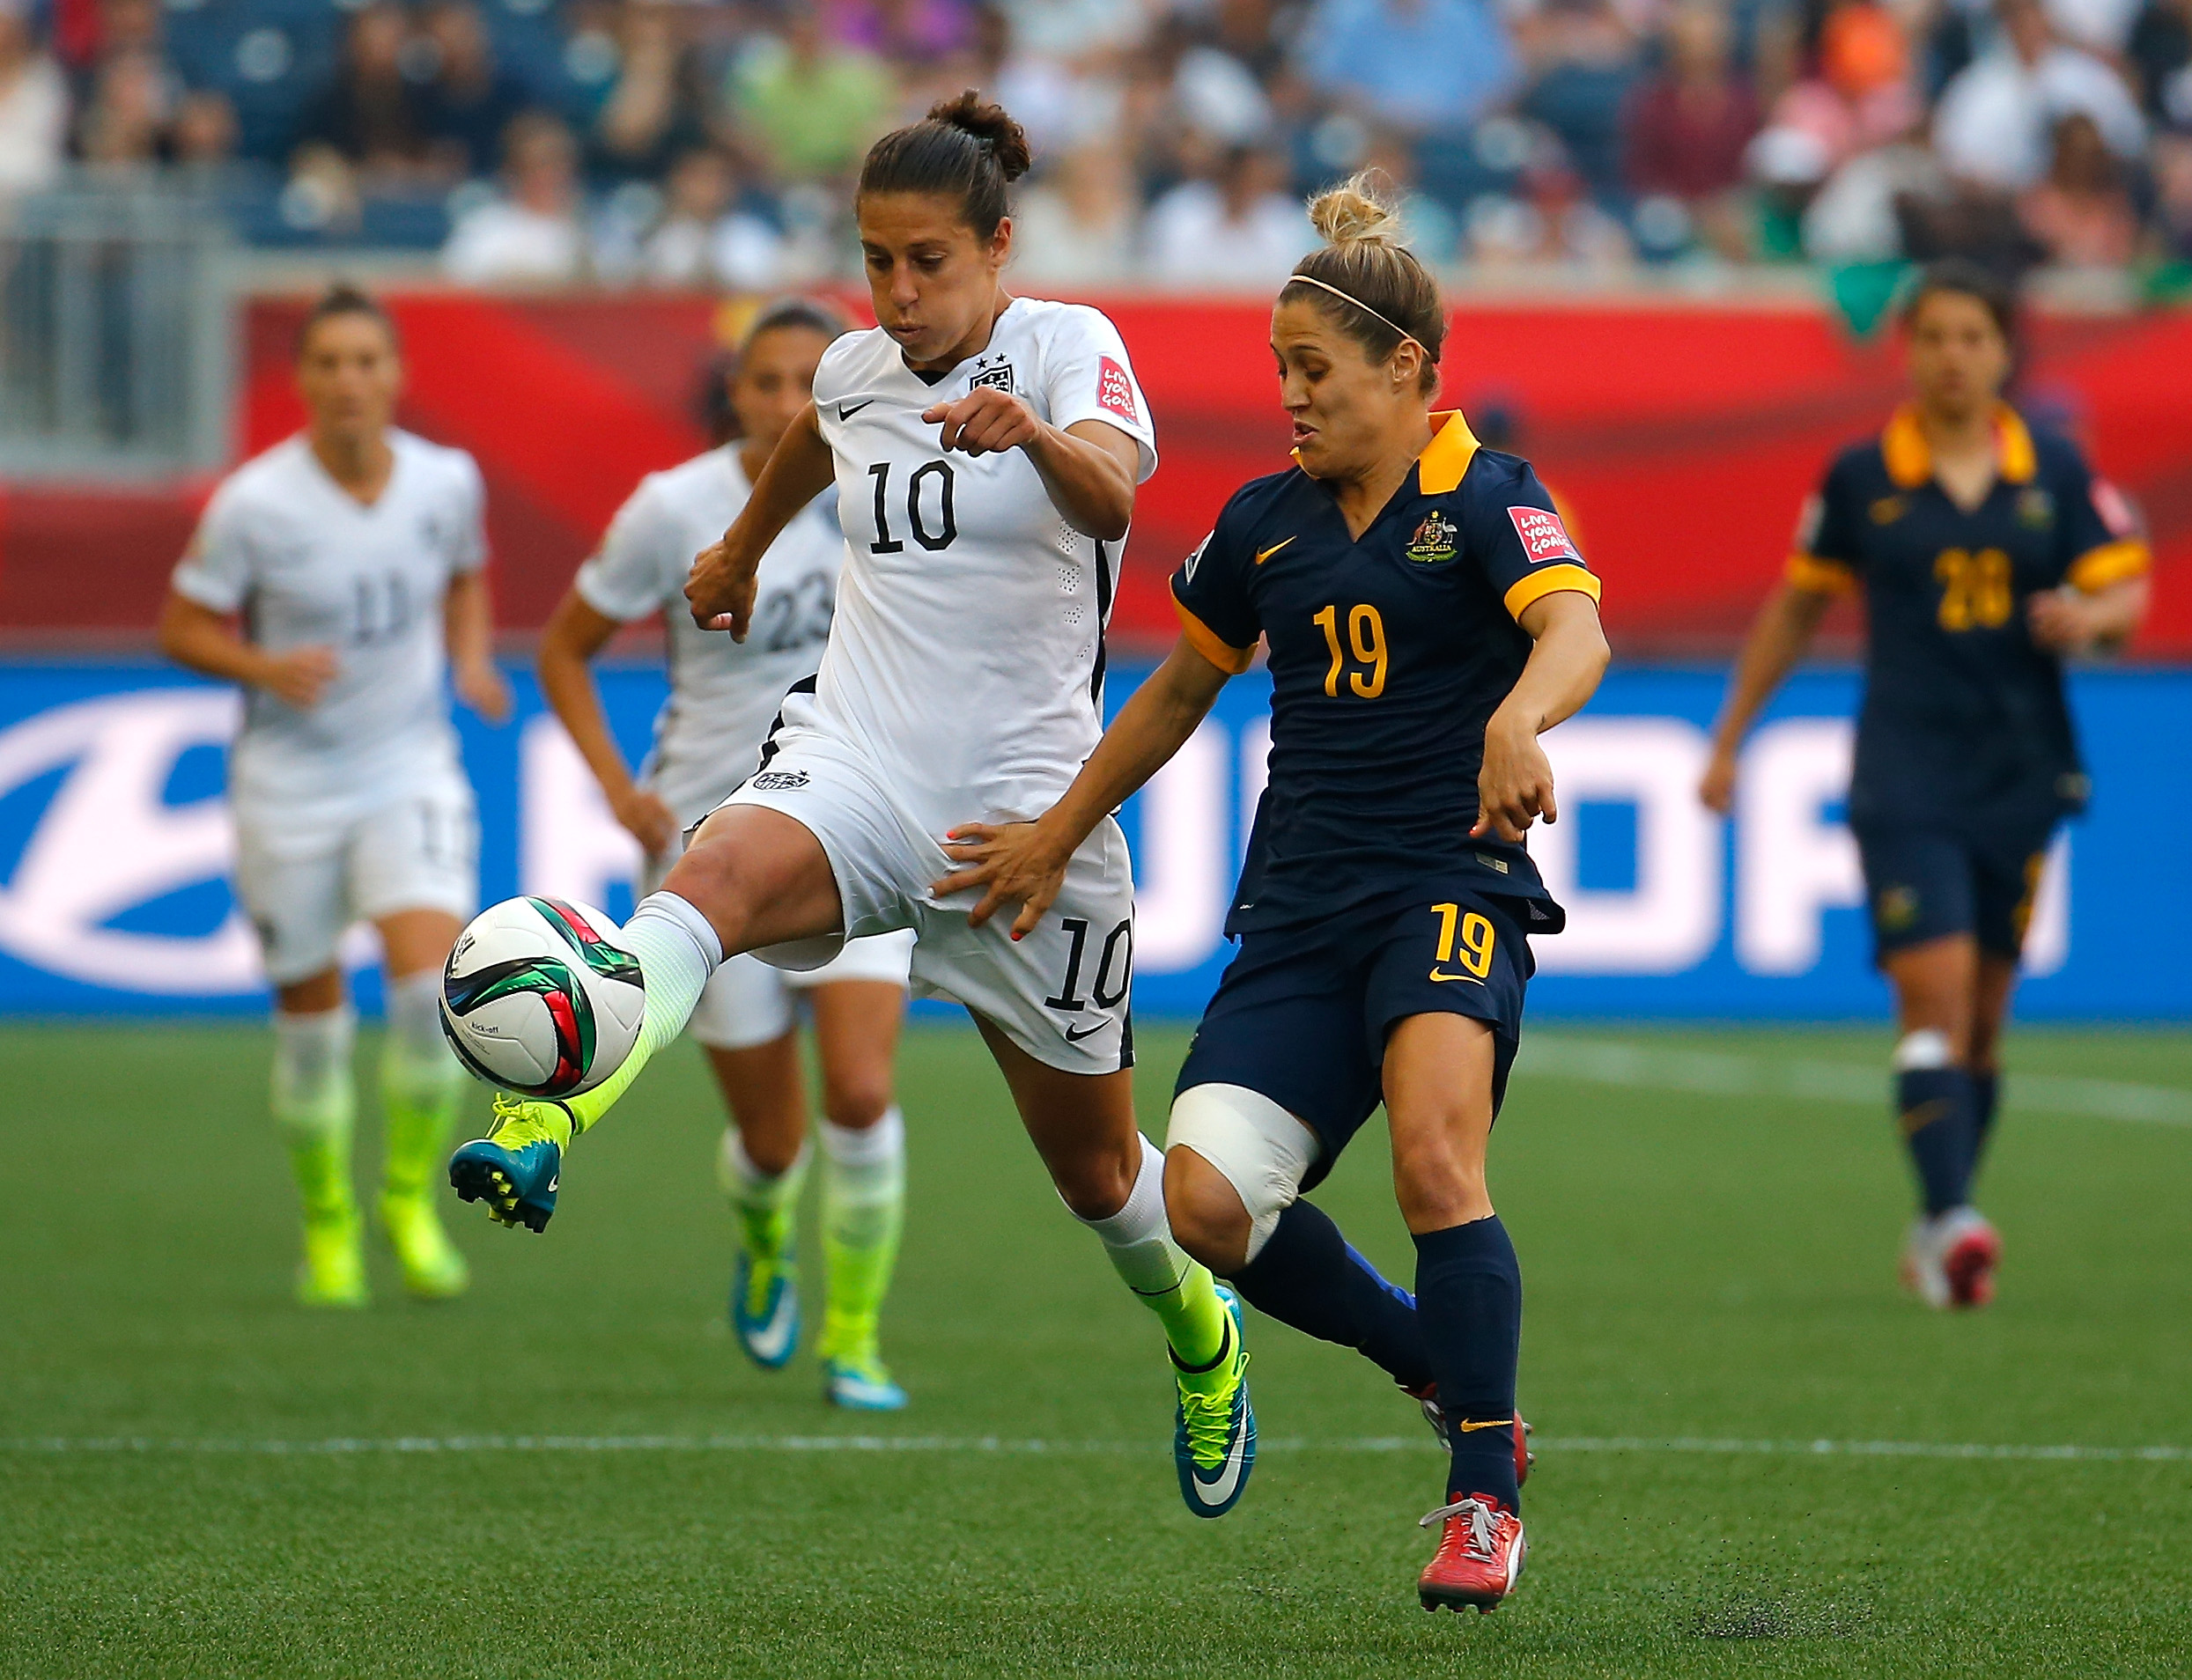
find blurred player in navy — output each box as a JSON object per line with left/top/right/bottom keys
{"left": 942, "top": 176, "right": 1609, "bottom": 1611}
{"left": 1701, "top": 261, "right": 2151, "bottom": 1309}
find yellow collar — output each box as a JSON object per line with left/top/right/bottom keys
{"left": 1881, "top": 402, "right": 2037, "bottom": 490}
{"left": 1417, "top": 409, "right": 1480, "bottom": 495}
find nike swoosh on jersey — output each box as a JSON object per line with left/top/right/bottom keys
{"left": 1064, "top": 1020, "right": 1110, "bottom": 1042}
{"left": 1254, "top": 536, "right": 1295, "bottom": 564}
{"left": 838, "top": 400, "right": 875, "bottom": 420}
{"left": 1428, "top": 969, "right": 1486, "bottom": 985}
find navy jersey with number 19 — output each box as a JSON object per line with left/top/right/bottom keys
{"left": 1170, "top": 410, "right": 1601, "bottom": 938}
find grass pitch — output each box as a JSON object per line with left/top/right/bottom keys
{"left": 4, "top": 1020, "right": 2190, "bottom": 1678}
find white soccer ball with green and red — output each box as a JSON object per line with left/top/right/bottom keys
{"left": 439, "top": 897, "right": 646, "bottom": 1097}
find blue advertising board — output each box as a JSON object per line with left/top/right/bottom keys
{"left": 0, "top": 657, "right": 2185, "bottom": 1020}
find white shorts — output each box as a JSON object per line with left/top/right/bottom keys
{"left": 233, "top": 772, "right": 477, "bottom": 986}
{"left": 716, "top": 724, "right": 1136, "bottom": 1075}
{"left": 640, "top": 847, "right": 913, "bottom": 1052}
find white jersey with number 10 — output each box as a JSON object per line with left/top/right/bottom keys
{"left": 803, "top": 296, "right": 1157, "bottom": 840}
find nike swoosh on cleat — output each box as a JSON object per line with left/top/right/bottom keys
{"left": 838, "top": 400, "right": 875, "bottom": 420}
{"left": 546, "top": 1176, "right": 558, "bottom": 1192}
{"left": 1189, "top": 1418, "right": 1250, "bottom": 1508}
{"left": 1254, "top": 537, "right": 1295, "bottom": 564}
{"left": 744, "top": 1297, "right": 797, "bottom": 1364}
{"left": 1064, "top": 1020, "right": 1109, "bottom": 1043}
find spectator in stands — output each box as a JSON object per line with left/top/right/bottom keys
{"left": 1296, "top": 0, "right": 1520, "bottom": 136}
{"left": 2127, "top": 0, "right": 2192, "bottom": 127}
{"left": 2152, "top": 122, "right": 2192, "bottom": 249}
{"left": 1517, "top": 0, "right": 1642, "bottom": 200}
{"left": 418, "top": 0, "right": 528, "bottom": 183}
{"left": 299, "top": 1, "right": 433, "bottom": 184}
{"left": 2019, "top": 109, "right": 2143, "bottom": 262}
{"left": 729, "top": 11, "right": 895, "bottom": 183}
{"left": 589, "top": 0, "right": 708, "bottom": 183}
{"left": 1146, "top": 139, "right": 1315, "bottom": 284}
{"left": 0, "top": 0, "right": 67, "bottom": 195}
{"left": 172, "top": 88, "right": 240, "bottom": 172}
{"left": 1009, "top": 137, "right": 1141, "bottom": 284}
{"left": 442, "top": 110, "right": 586, "bottom": 284}
{"left": 1801, "top": 114, "right": 1951, "bottom": 259}
{"left": 1624, "top": 3, "right": 1762, "bottom": 256}
{"left": 1755, "top": 0, "right": 1921, "bottom": 181}
{"left": 614, "top": 144, "right": 785, "bottom": 288}
{"left": 1933, "top": 0, "right": 2145, "bottom": 189}
{"left": 827, "top": 0, "right": 979, "bottom": 65}
{"left": 75, "top": 43, "right": 166, "bottom": 170}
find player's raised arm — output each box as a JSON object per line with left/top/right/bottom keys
{"left": 687, "top": 400, "right": 833, "bottom": 638}
{"left": 938, "top": 632, "right": 1234, "bottom": 937}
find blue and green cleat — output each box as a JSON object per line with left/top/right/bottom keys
{"left": 732, "top": 1251, "right": 801, "bottom": 1368}
{"left": 1173, "top": 1282, "right": 1255, "bottom": 1518}
{"left": 448, "top": 1095, "right": 571, "bottom": 1234}
{"left": 823, "top": 1349, "right": 908, "bottom": 1411}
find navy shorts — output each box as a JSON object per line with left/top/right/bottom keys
{"left": 1851, "top": 822, "right": 2056, "bottom": 963}
{"left": 1173, "top": 887, "right": 1533, "bottom": 1190}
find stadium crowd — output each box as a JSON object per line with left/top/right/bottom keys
{"left": 2, "top": 0, "right": 2188, "bottom": 280}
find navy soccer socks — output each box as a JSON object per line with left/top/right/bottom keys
{"left": 1413, "top": 1215, "right": 1523, "bottom": 1509}
{"left": 1969, "top": 1069, "right": 2001, "bottom": 1176}
{"left": 1229, "top": 1200, "right": 1433, "bottom": 1392}
{"left": 1898, "top": 1065, "right": 1978, "bottom": 1216}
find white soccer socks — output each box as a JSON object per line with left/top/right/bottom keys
{"left": 566, "top": 892, "right": 723, "bottom": 1131}
{"left": 1078, "top": 1134, "right": 1229, "bottom": 1369}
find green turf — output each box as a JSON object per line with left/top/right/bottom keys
{"left": 4, "top": 1021, "right": 2190, "bottom": 1678}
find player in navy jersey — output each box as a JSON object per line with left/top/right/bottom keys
{"left": 941, "top": 177, "right": 1609, "bottom": 1612}
{"left": 1701, "top": 261, "right": 2151, "bottom": 1310}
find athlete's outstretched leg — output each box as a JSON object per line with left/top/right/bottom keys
{"left": 450, "top": 807, "right": 841, "bottom": 1231}
{"left": 376, "top": 910, "right": 471, "bottom": 1299}
{"left": 971, "top": 1017, "right": 1252, "bottom": 1516}
{"left": 273, "top": 969, "right": 365, "bottom": 1308}
{"left": 1165, "top": 1084, "right": 1432, "bottom": 1392}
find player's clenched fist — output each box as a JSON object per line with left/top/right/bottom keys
{"left": 923, "top": 386, "right": 1040, "bottom": 456}
{"left": 687, "top": 534, "right": 759, "bottom": 640}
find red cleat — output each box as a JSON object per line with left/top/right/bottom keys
{"left": 1941, "top": 1216, "right": 2001, "bottom": 1308}
{"left": 1417, "top": 1495, "right": 1526, "bottom": 1614}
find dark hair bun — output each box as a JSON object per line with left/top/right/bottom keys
{"left": 927, "top": 90, "right": 1031, "bottom": 183}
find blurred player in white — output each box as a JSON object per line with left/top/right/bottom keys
{"left": 535, "top": 298, "right": 917, "bottom": 1411}
{"left": 456, "top": 95, "right": 1251, "bottom": 1504}
{"left": 158, "top": 285, "right": 510, "bottom": 1308}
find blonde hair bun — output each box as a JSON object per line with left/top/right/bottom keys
{"left": 1307, "top": 173, "right": 1406, "bottom": 247}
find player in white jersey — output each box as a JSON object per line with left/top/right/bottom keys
{"left": 535, "top": 298, "right": 918, "bottom": 1410}
{"left": 455, "top": 96, "right": 1254, "bottom": 1510}
{"left": 159, "top": 285, "right": 510, "bottom": 1308}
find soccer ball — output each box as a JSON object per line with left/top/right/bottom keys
{"left": 440, "top": 897, "right": 646, "bottom": 1098}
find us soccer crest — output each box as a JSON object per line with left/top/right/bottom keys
{"left": 1406, "top": 509, "right": 1459, "bottom": 563}
{"left": 969, "top": 357, "right": 1015, "bottom": 394}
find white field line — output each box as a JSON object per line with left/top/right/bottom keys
{"left": 1514, "top": 1036, "right": 2192, "bottom": 1128}
{"left": 4, "top": 1433, "right": 2185, "bottom": 1464}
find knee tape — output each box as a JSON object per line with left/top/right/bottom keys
{"left": 272, "top": 1006, "right": 357, "bottom": 1138}
{"left": 1893, "top": 1028, "right": 1954, "bottom": 1072}
{"left": 1166, "top": 1083, "right": 1319, "bottom": 1264}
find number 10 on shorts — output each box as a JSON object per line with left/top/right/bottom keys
{"left": 1044, "top": 917, "right": 1133, "bottom": 1013}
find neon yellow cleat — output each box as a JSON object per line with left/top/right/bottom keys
{"left": 379, "top": 1190, "right": 470, "bottom": 1300}
{"left": 296, "top": 1209, "right": 369, "bottom": 1308}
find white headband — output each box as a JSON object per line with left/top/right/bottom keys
{"left": 1284, "top": 272, "right": 1425, "bottom": 352}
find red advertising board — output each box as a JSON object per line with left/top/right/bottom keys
{"left": 4, "top": 291, "right": 2186, "bottom": 653}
